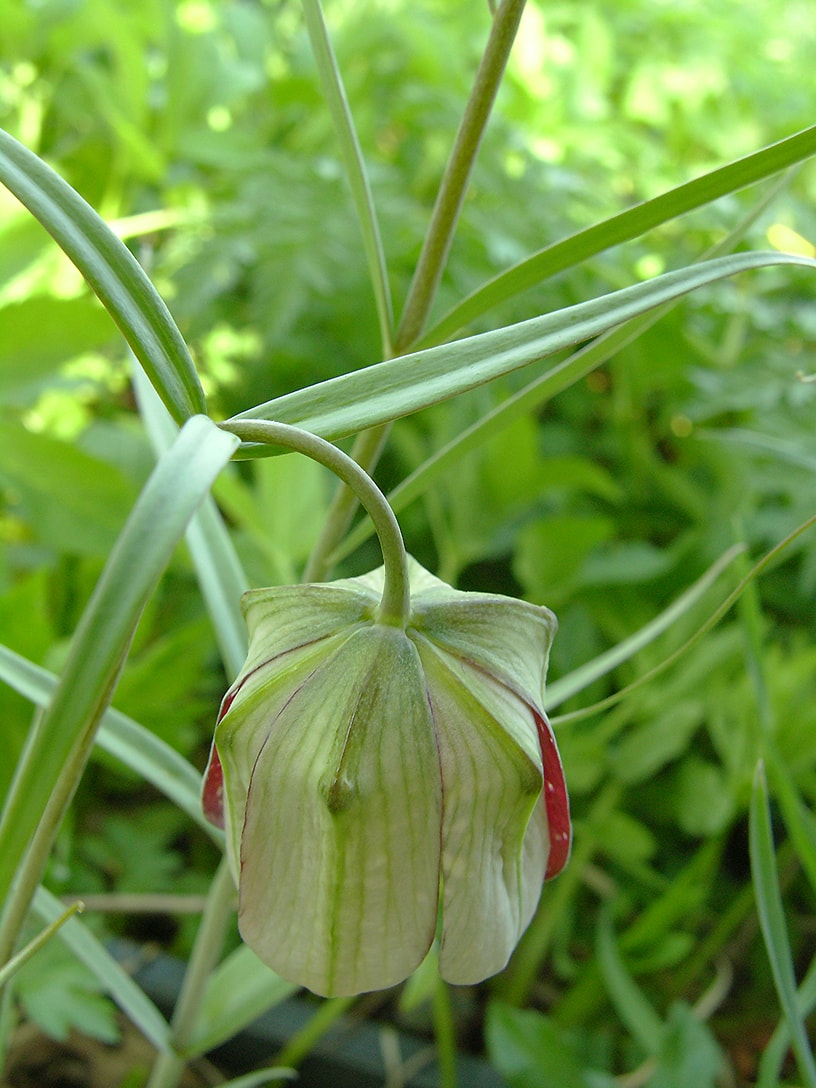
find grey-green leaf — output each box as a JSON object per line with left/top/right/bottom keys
{"left": 0, "top": 644, "right": 220, "bottom": 843}
{"left": 750, "top": 761, "right": 816, "bottom": 1088}
{"left": 231, "top": 253, "right": 816, "bottom": 452}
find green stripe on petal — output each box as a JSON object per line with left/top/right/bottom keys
{"left": 415, "top": 640, "right": 544, "bottom": 985}
{"left": 214, "top": 636, "right": 350, "bottom": 879}
{"left": 236, "top": 626, "right": 442, "bottom": 997}
{"left": 240, "top": 584, "right": 378, "bottom": 673}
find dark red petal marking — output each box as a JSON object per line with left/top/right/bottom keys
{"left": 202, "top": 687, "right": 242, "bottom": 828}
{"left": 534, "top": 708, "right": 571, "bottom": 879}
{"left": 217, "top": 686, "right": 239, "bottom": 723}
{"left": 202, "top": 744, "right": 225, "bottom": 829}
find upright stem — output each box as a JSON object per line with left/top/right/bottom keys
{"left": 303, "top": 0, "right": 527, "bottom": 585}
{"left": 219, "top": 421, "right": 410, "bottom": 626}
{"left": 145, "top": 859, "right": 236, "bottom": 1088}
{"left": 302, "top": 425, "right": 390, "bottom": 584}
{"left": 395, "top": 0, "right": 527, "bottom": 353}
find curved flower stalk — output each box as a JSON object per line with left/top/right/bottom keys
{"left": 203, "top": 558, "right": 570, "bottom": 997}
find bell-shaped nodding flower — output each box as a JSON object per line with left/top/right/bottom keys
{"left": 203, "top": 558, "right": 570, "bottom": 997}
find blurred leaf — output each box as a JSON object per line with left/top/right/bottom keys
{"left": 0, "top": 215, "right": 51, "bottom": 296}
{"left": 31, "top": 885, "right": 170, "bottom": 1052}
{"left": 750, "top": 760, "right": 816, "bottom": 1087}
{"left": 514, "top": 514, "right": 615, "bottom": 605}
{"left": 0, "top": 296, "right": 115, "bottom": 400}
{"left": 607, "top": 700, "right": 704, "bottom": 785}
{"left": 185, "top": 945, "right": 298, "bottom": 1057}
{"left": 12, "top": 937, "right": 120, "bottom": 1045}
{"left": 596, "top": 906, "right": 664, "bottom": 1055}
{"left": 593, "top": 810, "right": 657, "bottom": 866}
{"left": 0, "top": 420, "right": 138, "bottom": 556}
{"left": 673, "top": 757, "right": 734, "bottom": 837}
{"left": 649, "top": 1002, "right": 723, "bottom": 1088}
{"left": 421, "top": 125, "right": 816, "bottom": 345}
{"left": 0, "top": 127, "right": 206, "bottom": 424}
{"left": 232, "top": 254, "right": 816, "bottom": 448}
{"left": 81, "top": 809, "right": 185, "bottom": 894}
{"left": 485, "top": 1002, "right": 612, "bottom": 1088}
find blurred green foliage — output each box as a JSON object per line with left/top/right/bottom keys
{"left": 1, "top": 0, "right": 816, "bottom": 1082}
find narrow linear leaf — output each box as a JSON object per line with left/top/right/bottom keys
{"left": 553, "top": 511, "right": 816, "bottom": 727}
{"left": 134, "top": 364, "right": 249, "bottom": 680}
{"left": 420, "top": 124, "right": 816, "bottom": 346}
{"left": 0, "top": 644, "right": 220, "bottom": 843}
{"left": 766, "top": 746, "right": 816, "bottom": 900}
{"left": 757, "top": 953, "right": 816, "bottom": 1088}
{"left": 331, "top": 165, "right": 798, "bottom": 562}
{"left": 300, "top": 0, "right": 393, "bottom": 353}
{"left": 749, "top": 762, "right": 816, "bottom": 1088}
{"left": 231, "top": 253, "right": 816, "bottom": 451}
{"left": 0, "top": 417, "right": 239, "bottom": 908}
{"left": 0, "top": 901, "right": 82, "bottom": 989}
{"left": 544, "top": 545, "right": 745, "bottom": 709}
{"left": 31, "top": 887, "right": 171, "bottom": 1053}
{"left": 332, "top": 313, "right": 654, "bottom": 563}
{"left": 596, "top": 905, "right": 664, "bottom": 1055}
{"left": 0, "top": 128, "right": 206, "bottom": 424}
{"left": 184, "top": 945, "right": 298, "bottom": 1057}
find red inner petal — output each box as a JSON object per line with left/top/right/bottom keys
{"left": 202, "top": 745, "right": 226, "bottom": 829}
{"left": 217, "top": 686, "right": 238, "bottom": 723}
{"left": 534, "top": 708, "right": 572, "bottom": 879}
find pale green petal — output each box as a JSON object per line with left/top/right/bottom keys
{"left": 216, "top": 636, "right": 348, "bottom": 878}
{"left": 411, "top": 593, "right": 556, "bottom": 707}
{"left": 353, "top": 557, "right": 557, "bottom": 703}
{"left": 416, "top": 641, "right": 544, "bottom": 985}
{"left": 240, "top": 584, "right": 375, "bottom": 673}
{"left": 342, "top": 555, "right": 447, "bottom": 599}
{"left": 520, "top": 795, "right": 550, "bottom": 928}
{"left": 415, "top": 635, "right": 544, "bottom": 770}
{"left": 237, "top": 626, "right": 442, "bottom": 996}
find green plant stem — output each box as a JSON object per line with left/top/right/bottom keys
{"left": 302, "top": 424, "right": 390, "bottom": 584}
{"left": 219, "top": 421, "right": 410, "bottom": 625}
{"left": 272, "top": 995, "right": 356, "bottom": 1069}
{"left": 433, "top": 976, "right": 459, "bottom": 1088}
{"left": 395, "top": 0, "right": 528, "bottom": 353}
{"left": 146, "top": 859, "right": 236, "bottom": 1088}
{"left": 303, "top": 0, "right": 526, "bottom": 584}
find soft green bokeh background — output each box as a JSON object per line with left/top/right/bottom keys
{"left": 1, "top": 0, "right": 815, "bottom": 1083}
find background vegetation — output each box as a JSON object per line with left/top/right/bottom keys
{"left": 1, "top": 0, "right": 815, "bottom": 1084}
